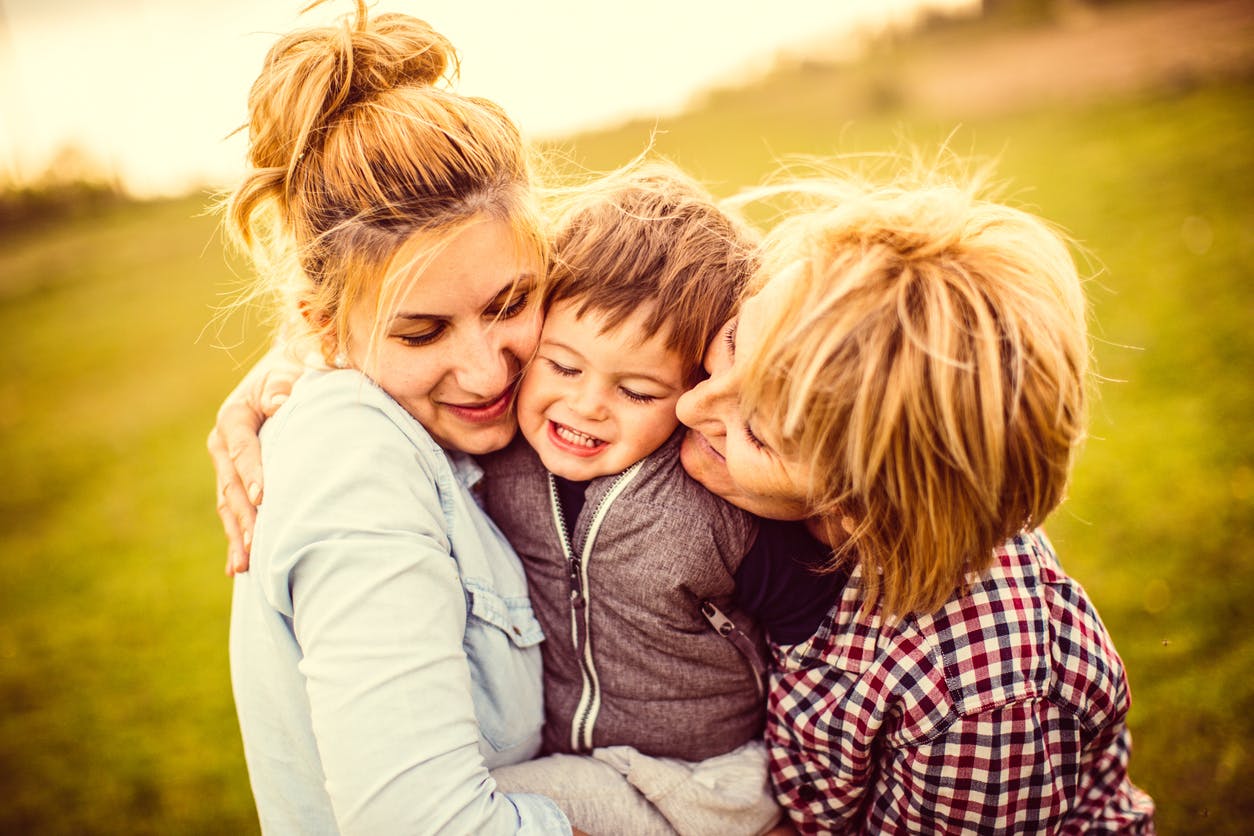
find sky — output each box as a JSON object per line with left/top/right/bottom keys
{"left": 0, "top": 0, "right": 977, "bottom": 197}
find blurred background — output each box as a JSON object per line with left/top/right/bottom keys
{"left": 1, "top": 0, "right": 1250, "bottom": 832}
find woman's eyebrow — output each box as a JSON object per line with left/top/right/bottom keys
{"left": 393, "top": 273, "right": 536, "bottom": 322}
{"left": 486, "top": 273, "right": 536, "bottom": 305}
{"left": 393, "top": 312, "right": 446, "bottom": 323}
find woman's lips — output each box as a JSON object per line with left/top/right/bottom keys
{"left": 680, "top": 427, "right": 736, "bottom": 499}
{"left": 685, "top": 427, "right": 725, "bottom": 463}
{"left": 547, "top": 420, "right": 606, "bottom": 458}
{"left": 442, "top": 384, "right": 515, "bottom": 423}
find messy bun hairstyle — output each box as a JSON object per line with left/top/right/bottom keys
{"left": 227, "top": 0, "right": 543, "bottom": 362}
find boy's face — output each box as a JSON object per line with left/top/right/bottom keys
{"left": 518, "top": 301, "right": 688, "bottom": 481}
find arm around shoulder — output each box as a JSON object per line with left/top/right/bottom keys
{"left": 243, "top": 374, "right": 569, "bottom": 834}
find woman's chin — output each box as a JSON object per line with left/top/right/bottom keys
{"left": 436, "top": 419, "right": 518, "bottom": 456}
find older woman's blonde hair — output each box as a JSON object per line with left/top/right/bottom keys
{"left": 739, "top": 164, "right": 1089, "bottom": 618}
{"left": 225, "top": 0, "right": 545, "bottom": 363}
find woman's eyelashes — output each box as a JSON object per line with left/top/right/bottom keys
{"left": 723, "top": 322, "right": 738, "bottom": 357}
{"left": 719, "top": 321, "right": 762, "bottom": 449}
{"left": 489, "top": 289, "right": 529, "bottom": 320}
{"left": 393, "top": 288, "right": 530, "bottom": 348}
{"left": 397, "top": 323, "right": 447, "bottom": 347}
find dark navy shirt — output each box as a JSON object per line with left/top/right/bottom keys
{"left": 553, "top": 475, "right": 589, "bottom": 528}
{"left": 734, "top": 518, "right": 847, "bottom": 644}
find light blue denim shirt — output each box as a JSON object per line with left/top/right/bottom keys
{"left": 230, "top": 369, "right": 569, "bottom": 835}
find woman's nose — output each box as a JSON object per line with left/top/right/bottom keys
{"left": 677, "top": 374, "right": 720, "bottom": 432}
{"left": 455, "top": 325, "right": 511, "bottom": 397}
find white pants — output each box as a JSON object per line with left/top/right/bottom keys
{"left": 491, "top": 740, "right": 781, "bottom": 836}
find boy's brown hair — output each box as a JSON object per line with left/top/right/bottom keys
{"left": 542, "top": 160, "right": 759, "bottom": 375}
{"left": 739, "top": 167, "right": 1089, "bottom": 618}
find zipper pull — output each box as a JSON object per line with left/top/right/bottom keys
{"left": 701, "top": 599, "right": 768, "bottom": 699}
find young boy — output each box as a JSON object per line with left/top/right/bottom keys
{"left": 482, "top": 162, "right": 827, "bottom": 834}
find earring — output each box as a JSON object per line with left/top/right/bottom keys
{"left": 333, "top": 350, "right": 349, "bottom": 369}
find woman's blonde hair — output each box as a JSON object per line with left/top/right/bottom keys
{"left": 542, "top": 159, "right": 759, "bottom": 374}
{"left": 225, "top": 0, "right": 544, "bottom": 362}
{"left": 739, "top": 165, "right": 1089, "bottom": 618}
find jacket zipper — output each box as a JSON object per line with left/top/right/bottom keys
{"left": 547, "top": 461, "right": 643, "bottom": 752}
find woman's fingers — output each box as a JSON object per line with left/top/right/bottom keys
{"left": 218, "top": 398, "right": 266, "bottom": 504}
{"left": 208, "top": 344, "right": 304, "bottom": 574}
{"left": 208, "top": 417, "right": 260, "bottom": 574}
{"left": 214, "top": 476, "right": 252, "bottom": 575}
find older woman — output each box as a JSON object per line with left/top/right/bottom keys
{"left": 674, "top": 172, "right": 1156, "bottom": 833}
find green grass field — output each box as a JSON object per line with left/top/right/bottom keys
{"left": 2, "top": 28, "right": 1251, "bottom": 836}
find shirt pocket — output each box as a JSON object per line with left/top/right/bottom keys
{"left": 462, "top": 578, "right": 546, "bottom": 752}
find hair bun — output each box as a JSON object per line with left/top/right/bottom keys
{"left": 357, "top": 13, "right": 457, "bottom": 92}
{"left": 315, "top": 11, "right": 458, "bottom": 120}
{"left": 244, "top": 6, "right": 457, "bottom": 174}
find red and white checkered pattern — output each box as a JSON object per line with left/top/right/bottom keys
{"left": 766, "top": 531, "right": 1155, "bottom": 834}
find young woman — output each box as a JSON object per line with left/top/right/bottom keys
{"left": 216, "top": 2, "right": 571, "bottom": 831}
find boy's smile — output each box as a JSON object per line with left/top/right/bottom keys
{"left": 548, "top": 420, "right": 607, "bottom": 454}
{"left": 517, "top": 302, "right": 689, "bottom": 481}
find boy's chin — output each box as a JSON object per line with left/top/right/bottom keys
{"left": 539, "top": 452, "right": 609, "bottom": 482}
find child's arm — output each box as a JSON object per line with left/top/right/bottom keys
{"left": 491, "top": 753, "right": 674, "bottom": 833}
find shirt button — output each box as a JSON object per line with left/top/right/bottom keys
{"left": 798, "top": 784, "right": 818, "bottom": 802}
{"left": 512, "top": 626, "right": 522, "bottom": 635}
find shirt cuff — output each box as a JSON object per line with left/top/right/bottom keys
{"left": 507, "top": 792, "right": 572, "bottom": 835}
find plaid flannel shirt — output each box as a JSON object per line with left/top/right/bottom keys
{"left": 766, "top": 530, "right": 1155, "bottom": 834}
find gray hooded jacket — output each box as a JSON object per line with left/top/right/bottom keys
{"left": 480, "top": 430, "right": 766, "bottom": 762}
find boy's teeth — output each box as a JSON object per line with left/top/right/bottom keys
{"left": 555, "top": 423, "right": 601, "bottom": 448}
